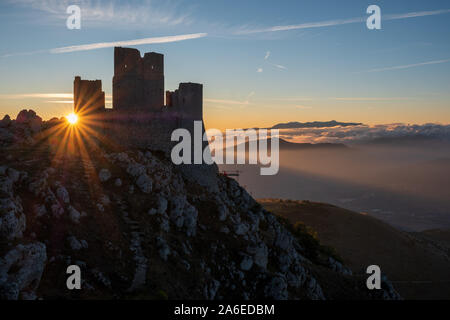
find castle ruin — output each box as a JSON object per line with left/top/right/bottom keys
{"left": 113, "top": 48, "right": 164, "bottom": 111}
{"left": 73, "top": 47, "right": 204, "bottom": 152}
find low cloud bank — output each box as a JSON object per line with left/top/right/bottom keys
{"left": 279, "top": 123, "right": 450, "bottom": 145}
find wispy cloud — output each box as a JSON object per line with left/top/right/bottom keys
{"left": 1, "top": 33, "right": 207, "bottom": 57}
{"left": 331, "top": 97, "right": 414, "bottom": 101}
{"left": 50, "top": 33, "right": 207, "bottom": 54}
{"left": 0, "top": 93, "right": 73, "bottom": 99}
{"left": 237, "top": 17, "right": 364, "bottom": 34}
{"left": 46, "top": 100, "right": 73, "bottom": 104}
{"left": 0, "top": 93, "right": 114, "bottom": 101}
{"left": 260, "top": 51, "right": 287, "bottom": 71}
{"left": 204, "top": 98, "right": 251, "bottom": 106}
{"left": 269, "top": 62, "right": 287, "bottom": 70}
{"left": 0, "top": 50, "right": 49, "bottom": 59}
{"left": 0, "top": 92, "right": 113, "bottom": 108}
{"left": 275, "top": 96, "right": 415, "bottom": 102}
{"left": 294, "top": 105, "right": 313, "bottom": 109}
{"left": 384, "top": 9, "right": 450, "bottom": 20}
{"left": 205, "top": 92, "right": 255, "bottom": 111}
{"left": 9, "top": 0, "right": 193, "bottom": 27}
{"left": 246, "top": 91, "right": 255, "bottom": 100}
{"left": 356, "top": 59, "right": 450, "bottom": 73}
{"left": 45, "top": 99, "right": 112, "bottom": 104}
{"left": 236, "top": 9, "right": 450, "bottom": 34}
{"left": 275, "top": 97, "right": 315, "bottom": 102}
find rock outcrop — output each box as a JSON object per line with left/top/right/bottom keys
{"left": 0, "top": 243, "right": 47, "bottom": 300}
{"left": 0, "top": 110, "right": 401, "bottom": 300}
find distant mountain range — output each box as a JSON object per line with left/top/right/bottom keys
{"left": 271, "top": 120, "right": 363, "bottom": 129}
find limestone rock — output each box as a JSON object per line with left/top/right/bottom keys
{"left": 67, "top": 236, "right": 88, "bottom": 251}
{"left": 328, "top": 257, "right": 352, "bottom": 276}
{"left": 56, "top": 185, "right": 70, "bottom": 204}
{"left": 135, "top": 173, "right": 152, "bottom": 193}
{"left": 0, "top": 197, "right": 26, "bottom": 240}
{"left": 204, "top": 279, "right": 220, "bottom": 300}
{"left": 6, "top": 168, "right": 20, "bottom": 183}
{"left": 98, "top": 168, "right": 111, "bottom": 182}
{"left": 247, "top": 244, "right": 268, "bottom": 270}
{"left": 234, "top": 223, "right": 249, "bottom": 236}
{"left": 126, "top": 163, "right": 146, "bottom": 177}
{"left": 68, "top": 206, "right": 81, "bottom": 224}
{"left": 0, "top": 242, "right": 47, "bottom": 300}
{"left": 0, "top": 115, "right": 11, "bottom": 128}
{"left": 156, "top": 237, "right": 170, "bottom": 261}
{"left": 156, "top": 195, "right": 168, "bottom": 214}
{"left": 16, "top": 109, "right": 42, "bottom": 133}
{"left": 264, "top": 275, "right": 288, "bottom": 300}
{"left": 240, "top": 255, "right": 253, "bottom": 271}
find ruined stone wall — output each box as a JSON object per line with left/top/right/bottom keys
{"left": 73, "top": 76, "right": 105, "bottom": 115}
{"left": 166, "top": 82, "right": 203, "bottom": 121}
{"left": 113, "top": 47, "right": 164, "bottom": 112}
{"left": 103, "top": 111, "right": 181, "bottom": 152}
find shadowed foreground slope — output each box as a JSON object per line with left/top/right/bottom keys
{"left": 259, "top": 199, "right": 450, "bottom": 299}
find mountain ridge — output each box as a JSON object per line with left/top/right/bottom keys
{"left": 271, "top": 120, "right": 363, "bottom": 129}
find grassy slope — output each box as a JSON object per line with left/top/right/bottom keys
{"left": 259, "top": 199, "right": 450, "bottom": 300}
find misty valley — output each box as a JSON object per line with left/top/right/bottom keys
{"left": 220, "top": 138, "right": 450, "bottom": 231}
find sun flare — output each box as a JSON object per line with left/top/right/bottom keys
{"left": 66, "top": 113, "right": 78, "bottom": 125}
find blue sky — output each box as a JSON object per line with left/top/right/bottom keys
{"left": 0, "top": 0, "right": 449, "bottom": 129}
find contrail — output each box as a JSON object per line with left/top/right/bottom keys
{"left": 50, "top": 33, "right": 208, "bottom": 53}
{"left": 236, "top": 9, "right": 450, "bottom": 34}
{"left": 357, "top": 59, "right": 450, "bottom": 73}
{"left": 1, "top": 33, "right": 207, "bottom": 57}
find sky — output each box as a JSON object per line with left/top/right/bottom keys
{"left": 0, "top": 0, "right": 449, "bottom": 130}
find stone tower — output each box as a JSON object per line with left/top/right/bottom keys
{"left": 73, "top": 76, "right": 105, "bottom": 115}
{"left": 113, "top": 47, "right": 164, "bottom": 111}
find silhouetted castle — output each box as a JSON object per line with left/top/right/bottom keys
{"left": 73, "top": 77, "right": 105, "bottom": 115}
{"left": 113, "top": 48, "right": 164, "bottom": 111}
{"left": 73, "top": 47, "right": 204, "bottom": 152}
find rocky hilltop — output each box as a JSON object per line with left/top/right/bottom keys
{"left": 0, "top": 110, "right": 400, "bottom": 300}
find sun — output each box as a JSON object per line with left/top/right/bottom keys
{"left": 66, "top": 113, "right": 78, "bottom": 125}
